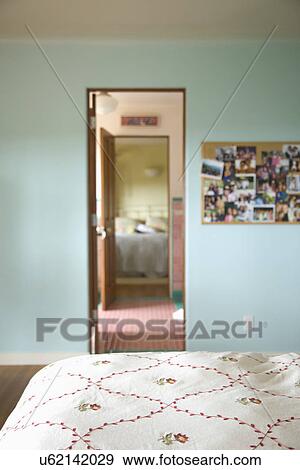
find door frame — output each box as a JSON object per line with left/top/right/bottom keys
{"left": 87, "top": 88, "right": 186, "bottom": 354}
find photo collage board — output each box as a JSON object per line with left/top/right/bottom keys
{"left": 201, "top": 142, "right": 300, "bottom": 224}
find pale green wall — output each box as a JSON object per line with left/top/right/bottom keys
{"left": 0, "top": 39, "right": 299, "bottom": 353}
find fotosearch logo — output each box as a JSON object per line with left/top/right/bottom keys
{"left": 36, "top": 318, "right": 266, "bottom": 342}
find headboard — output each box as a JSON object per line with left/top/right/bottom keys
{"left": 116, "top": 204, "right": 168, "bottom": 221}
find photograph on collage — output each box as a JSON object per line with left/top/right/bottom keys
{"left": 287, "top": 175, "right": 300, "bottom": 194}
{"left": 253, "top": 205, "right": 275, "bottom": 223}
{"left": 235, "top": 146, "right": 256, "bottom": 174}
{"left": 261, "top": 150, "right": 289, "bottom": 177}
{"left": 203, "top": 179, "right": 224, "bottom": 196}
{"left": 283, "top": 144, "right": 300, "bottom": 159}
{"left": 216, "top": 146, "right": 236, "bottom": 162}
{"left": 201, "top": 159, "right": 224, "bottom": 180}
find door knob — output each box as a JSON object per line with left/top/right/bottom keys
{"left": 96, "top": 226, "right": 107, "bottom": 240}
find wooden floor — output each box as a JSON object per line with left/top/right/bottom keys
{"left": 0, "top": 365, "right": 43, "bottom": 429}
{"left": 116, "top": 277, "right": 169, "bottom": 298}
{"left": 116, "top": 284, "right": 169, "bottom": 298}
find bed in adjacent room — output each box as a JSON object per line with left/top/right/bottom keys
{"left": 116, "top": 232, "right": 168, "bottom": 278}
{"left": 0, "top": 351, "right": 299, "bottom": 450}
{"left": 115, "top": 214, "right": 169, "bottom": 279}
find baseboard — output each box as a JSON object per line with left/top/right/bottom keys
{"left": 0, "top": 352, "right": 89, "bottom": 365}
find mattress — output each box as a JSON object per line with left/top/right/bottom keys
{"left": 0, "top": 351, "right": 299, "bottom": 450}
{"left": 116, "top": 233, "right": 168, "bottom": 277}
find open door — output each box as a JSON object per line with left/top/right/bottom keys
{"left": 87, "top": 93, "right": 98, "bottom": 352}
{"left": 98, "top": 127, "right": 116, "bottom": 310}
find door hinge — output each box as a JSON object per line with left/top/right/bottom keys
{"left": 89, "top": 115, "right": 96, "bottom": 130}
{"left": 91, "top": 213, "right": 98, "bottom": 227}
{"left": 91, "top": 309, "right": 98, "bottom": 323}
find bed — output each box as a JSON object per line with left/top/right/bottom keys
{"left": 0, "top": 351, "right": 299, "bottom": 450}
{"left": 116, "top": 233, "right": 168, "bottom": 278}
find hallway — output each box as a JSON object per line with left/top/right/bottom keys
{"left": 97, "top": 299, "right": 184, "bottom": 353}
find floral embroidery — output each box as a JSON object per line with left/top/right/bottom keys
{"left": 90, "top": 403, "right": 102, "bottom": 411}
{"left": 219, "top": 355, "right": 238, "bottom": 363}
{"left": 77, "top": 403, "right": 101, "bottom": 412}
{"left": 174, "top": 433, "right": 189, "bottom": 443}
{"left": 159, "top": 432, "right": 189, "bottom": 445}
{"left": 160, "top": 433, "right": 174, "bottom": 445}
{"left": 236, "top": 397, "right": 262, "bottom": 406}
{"left": 155, "top": 377, "right": 177, "bottom": 386}
{"left": 93, "top": 360, "right": 111, "bottom": 366}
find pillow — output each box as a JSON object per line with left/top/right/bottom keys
{"left": 145, "top": 216, "right": 168, "bottom": 232}
{"left": 115, "top": 217, "right": 137, "bottom": 234}
{"left": 135, "top": 223, "right": 157, "bottom": 234}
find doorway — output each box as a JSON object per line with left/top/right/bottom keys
{"left": 114, "top": 136, "right": 169, "bottom": 298}
{"left": 87, "top": 89, "right": 185, "bottom": 353}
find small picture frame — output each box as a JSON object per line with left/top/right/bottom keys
{"left": 121, "top": 116, "right": 158, "bottom": 127}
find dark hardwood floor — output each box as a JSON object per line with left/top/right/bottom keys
{"left": 0, "top": 365, "right": 43, "bottom": 428}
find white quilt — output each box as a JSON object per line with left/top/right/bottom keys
{"left": 0, "top": 351, "right": 300, "bottom": 450}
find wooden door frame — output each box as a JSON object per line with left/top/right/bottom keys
{"left": 87, "top": 88, "right": 186, "bottom": 354}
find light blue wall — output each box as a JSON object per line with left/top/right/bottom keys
{"left": 0, "top": 39, "right": 299, "bottom": 353}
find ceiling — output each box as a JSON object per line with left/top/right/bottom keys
{"left": 1, "top": 0, "right": 300, "bottom": 40}
{"left": 106, "top": 92, "right": 183, "bottom": 107}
